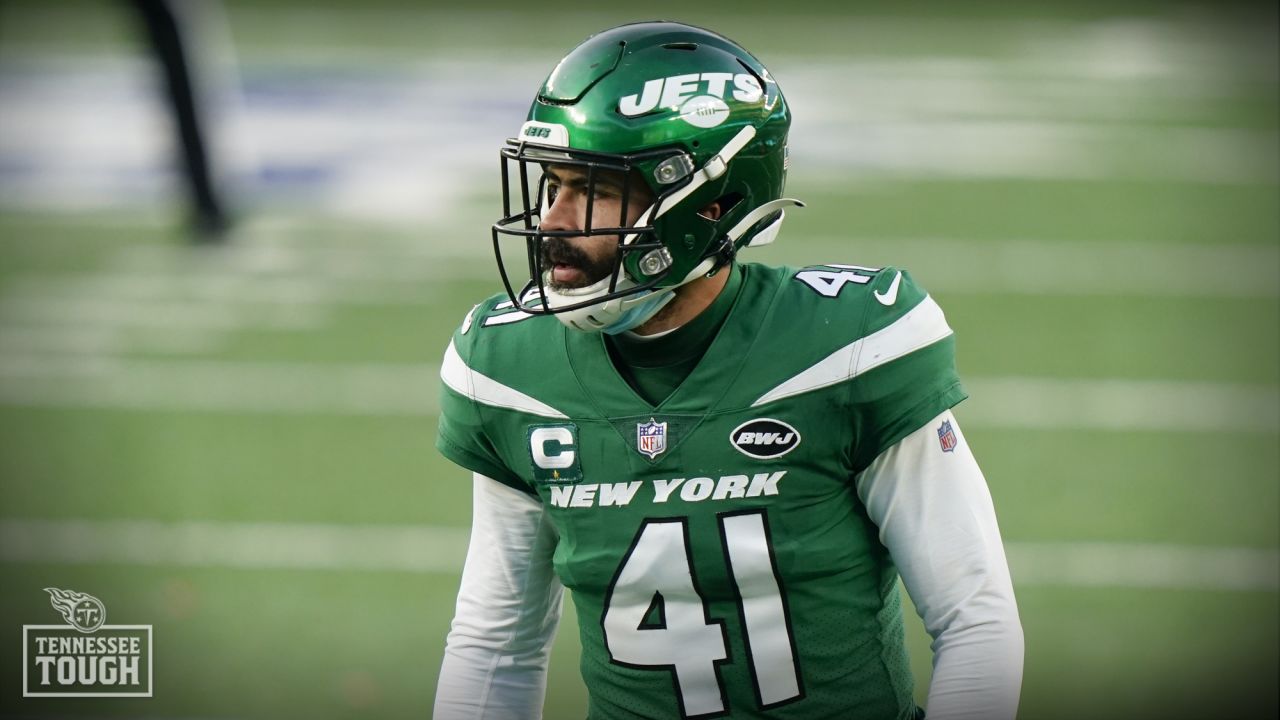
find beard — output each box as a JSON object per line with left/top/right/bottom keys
{"left": 539, "top": 236, "right": 619, "bottom": 290}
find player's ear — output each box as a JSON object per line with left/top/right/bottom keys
{"left": 698, "top": 202, "right": 722, "bottom": 221}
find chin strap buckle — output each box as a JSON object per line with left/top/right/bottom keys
{"left": 706, "top": 234, "right": 738, "bottom": 276}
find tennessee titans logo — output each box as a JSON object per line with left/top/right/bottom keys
{"left": 44, "top": 588, "right": 106, "bottom": 633}
{"left": 937, "top": 420, "right": 958, "bottom": 453}
{"left": 636, "top": 418, "right": 668, "bottom": 460}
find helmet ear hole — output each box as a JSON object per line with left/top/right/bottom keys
{"left": 700, "top": 192, "right": 742, "bottom": 221}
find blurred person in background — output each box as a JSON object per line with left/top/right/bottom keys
{"left": 434, "top": 21, "right": 1023, "bottom": 719}
{"left": 131, "top": 0, "right": 232, "bottom": 241}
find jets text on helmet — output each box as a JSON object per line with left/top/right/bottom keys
{"left": 619, "top": 73, "right": 764, "bottom": 116}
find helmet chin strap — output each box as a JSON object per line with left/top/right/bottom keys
{"left": 546, "top": 125, "right": 798, "bottom": 334}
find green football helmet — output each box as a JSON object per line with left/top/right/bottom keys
{"left": 492, "top": 21, "right": 802, "bottom": 333}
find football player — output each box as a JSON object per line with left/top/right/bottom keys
{"left": 434, "top": 21, "right": 1023, "bottom": 720}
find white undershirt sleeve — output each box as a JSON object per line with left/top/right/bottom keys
{"left": 855, "top": 409, "right": 1024, "bottom": 720}
{"left": 433, "top": 473, "right": 563, "bottom": 720}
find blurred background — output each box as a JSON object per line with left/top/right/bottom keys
{"left": 0, "top": 0, "right": 1275, "bottom": 718}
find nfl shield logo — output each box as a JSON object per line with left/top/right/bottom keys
{"left": 636, "top": 418, "right": 668, "bottom": 460}
{"left": 937, "top": 420, "right": 958, "bottom": 453}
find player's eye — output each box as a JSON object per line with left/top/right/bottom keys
{"left": 545, "top": 184, "right": 559, "bottom": 205}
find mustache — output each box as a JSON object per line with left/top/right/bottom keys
{"left": 539, "top": 236, "right": 592, "bottom": 269}
{"left": 537, "top": 236, "right": 619, "bottom": 289}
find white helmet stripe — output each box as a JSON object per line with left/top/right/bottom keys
{"left": 620, "top": 124, "right": 757, "bottom": 247}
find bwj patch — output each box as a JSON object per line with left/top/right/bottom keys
{"left": 636, "top": 418, "right": 668, "bottom": 460}
{"left": 937, "top": 420, "right": 958, "bottom": 453}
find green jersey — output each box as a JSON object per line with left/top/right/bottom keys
{"left": 437, "top": 262, "right": 965, "bottom": 720}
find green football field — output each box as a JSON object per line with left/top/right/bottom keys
{"left": 0, "top": 1, "right": 1276, "bottom": 718}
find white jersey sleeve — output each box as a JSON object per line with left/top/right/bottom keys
{"left": 433, "top": 473, "right": 563, "bottom": 720}
{"left": 855, "top": 409, "right": 1025, "bottom": 720}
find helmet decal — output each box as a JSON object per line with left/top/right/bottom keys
{"left": 678, "top": 96, "right": 730, "bottom": 128}
{"left": 519, "top": 121, "right": 570, "bottom": 147}
{"left": 618, "top": 73, "right": 764, "bottom": 117}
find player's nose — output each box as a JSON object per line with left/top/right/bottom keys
{"left": 539, "top": 191, "right": 580, "bottom": 234}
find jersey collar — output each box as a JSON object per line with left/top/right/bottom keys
{"left": 564, "top": 263, "right": 775, "bottom": 416}
{"left": 606, "top": 262, "right": 744, "bottom": 370}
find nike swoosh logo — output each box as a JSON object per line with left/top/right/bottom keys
{"left": 874, "top": 271, "right": 902, "bottom": 306}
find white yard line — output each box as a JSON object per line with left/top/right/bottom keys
{"left": 0, "top": 296, "right": 323, "bottom": 331}
{"left": 0, "top": 519, "right": 468, "bottom": 574}
{"left": 4, "top": 274, "right": 436, "bottom": 307}
{"left": 1006, "top": 542, "right": 1280, "bottom": 592}
{"left": 789, "top": 120, "right": 1278, "bottom": 184}
{"left": 962, "top": 377, "right": 1279, "bottom": 434}
{"left": 0, "top": 356, "right": 435, "bottom": 417}
{"left": 791, "top": 237, "right": 1279, "bottom": 299}
{"left": 1, "top": 518, "right": 1274, "bottom": 591}
{"left": 0, "top": 355, "right": 1274, "bottom": 433}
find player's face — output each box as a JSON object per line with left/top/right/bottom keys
{"left": 538, "top": 164, "right": 654, "bottom": 290}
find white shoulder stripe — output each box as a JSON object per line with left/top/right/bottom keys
{"left": 751, "top": 295, "right": 953, "bottom": 407}
{"left": 441, "top": 341, "right": 568, "bottom": 418}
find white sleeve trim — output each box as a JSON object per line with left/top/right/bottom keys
{"left": 433, "top": 474, "right": 563, "bottom": 720}
{"left": 856, "top": 410, "right": 1025, "bottom": 720}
